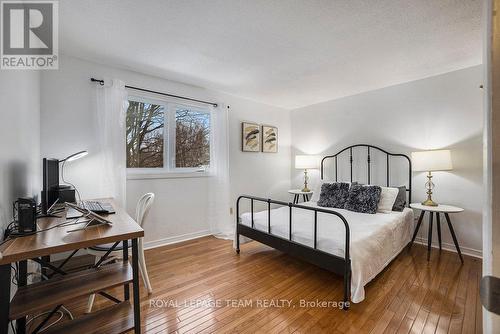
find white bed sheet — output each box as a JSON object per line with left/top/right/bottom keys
{"left": 239, "top": 201, "right": 414, "bottom": 303}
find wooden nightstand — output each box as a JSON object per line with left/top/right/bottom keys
{"left": 288, "top": 189, "right": 313, "bottom": 204}
{"left": 409, "top": 203, "right": 464, "bottom": 263}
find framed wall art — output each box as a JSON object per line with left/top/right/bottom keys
{"left": 242, "top": 122, "right": 261, "bottom": 152}
{"left": 262, "top": 125, "right": 278, "bottom": 153}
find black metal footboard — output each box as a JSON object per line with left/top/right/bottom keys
{"left": 235, "top": 195, "right": 351, "bottom": 308}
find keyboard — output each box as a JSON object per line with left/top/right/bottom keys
{"left": 79, "top": 201, "right": 115, "bottom": 214}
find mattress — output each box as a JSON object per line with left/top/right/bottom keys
{"left": 239, "top": 201, "right": 414, "bottom": 303}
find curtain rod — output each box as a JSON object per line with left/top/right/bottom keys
{"left": 90, "top": 78, "right": 218, "bottom": 107}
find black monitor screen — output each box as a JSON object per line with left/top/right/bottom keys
{"left": 42, "top": 158, "right": 59, "bottom": 212}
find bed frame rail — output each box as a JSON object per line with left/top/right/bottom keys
{"left": 235, "top": 195, "right": 351, "bottom": 307}
{"left": 320, "top": 144, "right": 412, "bottom": 204}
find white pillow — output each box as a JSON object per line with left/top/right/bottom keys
{"left": 377, "top": 187, "right": 399, "bottom": 213}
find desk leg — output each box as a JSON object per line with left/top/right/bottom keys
{"left": 131, "top": 239, "right": 141, "bottom": 333}
{"left": 427, "top": 212, "right": 433, "bottom": 261}
{"left": 0, "top": 264, "right": 10, "bottom": 334}
{"left": 16, "top": 260, "right": 27, "bottom": 334}
{"left": 123, "top": 240, "right": 129, "bottom": 301}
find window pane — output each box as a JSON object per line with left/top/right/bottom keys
{"left": 126, "top": 100, "right": 165, "bottom": 168}
{"left": 175, "top": 107, "right": 210, "bottom": 168}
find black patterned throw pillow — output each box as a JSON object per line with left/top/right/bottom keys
{"left": 344, "top": 184, "right": 382, "bottom": 214}
{"left": 317, "top": 182, "right": 350, "bottom": 208}
{"left": 391, "top": 186, "right": 407, "bottom": 211}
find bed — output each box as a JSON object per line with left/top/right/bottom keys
{"left": 235, "top": 144, "right": 413, "bottom": 307}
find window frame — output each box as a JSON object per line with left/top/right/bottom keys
{"left": 126, "top": 93, "right": 213, "bottom": 180}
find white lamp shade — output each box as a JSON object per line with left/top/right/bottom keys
{"left": 411, "top": 150, "right": 453, "bottom": 172}
{"left": 295, "top": 155, "right": 320, "bottom": 169}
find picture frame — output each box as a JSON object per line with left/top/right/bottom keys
{"left": 242, "top": 122, "right": 261, "bottom": 152}
{"left": 262, "top": 125, "right": 278, "bottom": 153}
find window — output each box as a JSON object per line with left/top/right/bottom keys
{"left": 126, "top": 96, "right": 211, "bottom": 176}
{"left": 126, "top": 100, "right": 165, "bottom": 168}
{"left": 175, "top": 106, "right": 211, "bottom": 168}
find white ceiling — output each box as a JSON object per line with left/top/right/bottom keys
{"left": 60, "top": 0, "right": 483, "bottom": 109}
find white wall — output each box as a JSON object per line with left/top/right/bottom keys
{"left": 0, "top": 71, "right": 40, "bottom": 308}
{"left": 40, "top": 55, "right": 291, "bottom": 247}
{"left": 0, "top": 71, "right": 40, "bottom": 237}
{"left": 291, "top": 66, "right": 484, "bottom": 256}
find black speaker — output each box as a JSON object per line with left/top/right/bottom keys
{"left": 56, "top": 185, "right": 76, "bottom": 203}
{"left": 16, "top": 197, "right": 37, "bottom": 233}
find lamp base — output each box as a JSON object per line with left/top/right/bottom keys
{"left": 301, "top": 169, "right": 310, "bottom": 193}
{"left": 422, "top": 171, "right": 438, "bottom": 206}
{"left": 421, "top": 198, "right": 438, "bottom": 207}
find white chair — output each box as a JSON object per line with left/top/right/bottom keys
{"left": 85, "top": 193, "right": 155, "bottom": 313}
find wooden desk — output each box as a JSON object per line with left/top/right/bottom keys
{"left": 0, "top": 198, "right": 144, "bottom": 334}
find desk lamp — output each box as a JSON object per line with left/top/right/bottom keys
{"left": 59, "top": 150, "right": 88, "bottom": 201}
{"left": 61, "top": 150, "right": 88, "bottom": 163}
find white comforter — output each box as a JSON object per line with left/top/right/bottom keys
{"left": 239, "top": 201, "right": 413, "bottom": 303}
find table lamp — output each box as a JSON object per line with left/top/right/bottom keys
{"left": 295, "top": 155, "right": 320, "bottom": 192}
{"left": 411, "top": 149, "right": 452, "bottom": 206}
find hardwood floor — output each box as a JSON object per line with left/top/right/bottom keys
{"left": 67, "top": 236, "right": 482, "bottom": 333}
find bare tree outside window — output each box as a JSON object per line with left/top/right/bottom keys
{"left": 126, "top": 100, "right": 165, "bottom": 168}
{"left": 126, "top": 98, "right": 211, "bottom": 171}
{"left": 175, "top": 108, "right": 210, "bottom": 168}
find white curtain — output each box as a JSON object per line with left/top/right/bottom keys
{"left": 207, "top": 104, "right": 233, "bottom": 239}
{"left": 96, "top": 79, "right": 128, "bottom": 207}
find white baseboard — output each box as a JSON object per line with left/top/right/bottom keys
{"left": 414, "top": 236, "right": 482, "bottom": 259}
{"left": 143, "top": 230, "right": 212, "bottom": 250}
{"left": 142, "top": 231, "right": 482, "bottom": 259}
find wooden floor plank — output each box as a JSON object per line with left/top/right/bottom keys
{"left": 395, "top": 248, "right": 448, "bottom": 333}
{"left": 57, "top": 236, "right": 481, "bottom": 334}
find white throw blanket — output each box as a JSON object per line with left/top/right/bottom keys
{"left": 239, "top": 202, "right": 413, "bottom": 303}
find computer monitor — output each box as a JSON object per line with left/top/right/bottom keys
{"left": 41, "top": 158, "right": 59, "bottom": 214}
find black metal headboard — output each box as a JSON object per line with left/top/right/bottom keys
{"left": 320, "top": 144, "right": 412, "bottom": 204}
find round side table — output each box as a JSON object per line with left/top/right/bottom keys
{"left": 288, "top": 189, "right": 313, "bottom": 204}
{"left": 409, "top": 203, "right": 464, "bottom": 263}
